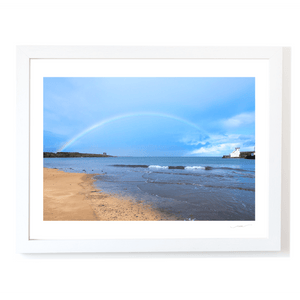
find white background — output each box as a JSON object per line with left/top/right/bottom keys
{"left": 0, "top": 1, "right": 299, "bottom": 300}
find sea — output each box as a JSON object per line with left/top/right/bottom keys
{"left": 44, "top": 156, "right": 255, "bottom": 221}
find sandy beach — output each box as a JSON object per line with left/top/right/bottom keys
{"left": 43, "top": 168, "right": 179, "bottom": 221}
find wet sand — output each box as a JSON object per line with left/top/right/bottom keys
{"left": 43, "top": 168, "right": 178, "bottom": 221}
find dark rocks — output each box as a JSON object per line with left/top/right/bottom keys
{"left": 43, "top": 152, "right": 114, "bottom": 158}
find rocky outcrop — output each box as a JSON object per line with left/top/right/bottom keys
{"left": 222, "top": 151, "right": 255, "bottom": 159}
{"left": 43, "top": 152, "right": 114, "bottom": 158}
{"left": 240, "top": 151, "right": 255, "bottom": 158}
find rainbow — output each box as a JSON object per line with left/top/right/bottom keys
{"left": 56, "top": 112, "right": 203, "bottom": 152}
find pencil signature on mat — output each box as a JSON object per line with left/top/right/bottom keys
{"left": 230, "top": 224, "right": 253, "bottom": 229}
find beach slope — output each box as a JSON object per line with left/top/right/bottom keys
{"left": 43, "top": 168, "right": 177, "bottom": 221}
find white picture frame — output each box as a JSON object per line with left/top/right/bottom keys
{"left": 16, "top": 46, "right": 286, "bottom": 253}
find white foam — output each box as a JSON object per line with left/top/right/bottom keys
{"left": 185, "top": 166, "right": 205, "bottom": 170}
{"left": 148, "top": 165, "right": 168, "bottom": 169}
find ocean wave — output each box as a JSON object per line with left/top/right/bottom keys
{"left": 168, "top": 166, "right": 185, "bottom": 169}
{"left": 185, "top": 166, "right": 206, "bottom": 170}
{"left": 111, "top": 164, "right": 256, "bottom": 173}
{"left": 143, "top": 180, "right": 254, "bottom": 192}
{"left": 112, "top": 164, "right": 149, "bottom": 168}
{"left": 219, "top": 167, "right": 254, "bottom": 172}
{"left": 149, "top": 165, "right": 169, "bottom": 169}
{"left": 112, "top": 164, "right": 211, "bottom": 170}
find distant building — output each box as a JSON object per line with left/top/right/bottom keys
{"left": 222, "top": 147, "right": 255, "bottom": 159}
{"left": 103, "top": 152, "right": 107, "bottom": 155}
{"left": 230, "top": 147, "right": 240, "bottom": 158}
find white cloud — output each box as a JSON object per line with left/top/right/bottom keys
{"left": 187, "top": 133, "right": 255, "bottom": 156}
{"left": 179, "top": 133, "right": 209, "bottom": 146}
{"left": 223, "top": 112, "right": 255, "bottom": 128}
{"left": 179, "top": 123, "right": 255, "bottom": 156}
{"left": 191, "top": 143, "right": 239, "bottom": 155}
{"left": 179, "top": 137, "right": 207, "bottom": 146}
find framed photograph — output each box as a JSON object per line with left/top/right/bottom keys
{"left": 16, "top": 46, "right": 283, "bottom": 253}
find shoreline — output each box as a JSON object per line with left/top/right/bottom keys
{"left": 43, "top": 167, "right": 179, "bottom": 221}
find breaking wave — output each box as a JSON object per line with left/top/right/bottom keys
{"left": 112, "top": 164, "right": 212, "bottom": 170}
{"left": 149, "top": 165, "right": 169, "bottom": 169}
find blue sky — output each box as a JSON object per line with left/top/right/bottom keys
{"left": 44, "top": 77, "right": 255, "bottom": 156}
